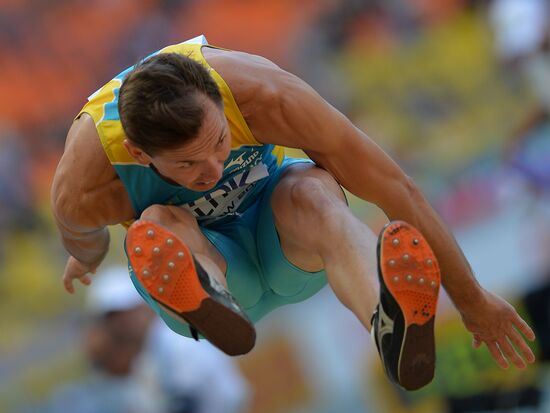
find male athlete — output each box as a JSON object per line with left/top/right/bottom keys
{"left": 51, "top": 36, "right": 535, "bottom": 391}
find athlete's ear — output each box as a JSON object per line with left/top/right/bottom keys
{"left": 123, "top": 139, "right": 152, "bottom": 165}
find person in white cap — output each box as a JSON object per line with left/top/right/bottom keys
{"left": 40, "top": 266, "right": 250, "bottom": 413}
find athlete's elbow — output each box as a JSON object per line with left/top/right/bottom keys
{"left": 51, "top": 185, "right": 69, "bottom": 224}
{"left": 51, "top": 188, "right": 90, "bottom": 234}
{"left": 399, "top": 174, "right": 430, "bottom": 208}
{"left": 402, "top": 174, "right": 420, "bottom": 195}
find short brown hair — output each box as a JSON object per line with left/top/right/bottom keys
{"left": 118, "top": 53, "right": 223, "bottom": 155}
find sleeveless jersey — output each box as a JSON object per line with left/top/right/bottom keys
{"left": 78, "top": 35, "right": 285, "bottom": 226}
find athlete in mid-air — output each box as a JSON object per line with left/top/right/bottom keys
{"left": 51, "top": 36, "right": 535, "bottom": 391}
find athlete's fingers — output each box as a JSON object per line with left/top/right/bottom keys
{"left": 63, "top": 275, "right": 75, "bottom": 294}
{"left": 508, "top": 328, "right": 536, "bottom": 364}
{"left": 513, "top": 314, "right": 536, "bottom": 341}
{"left": 79, "top": 274, "right": 92, "bottom": 286}
{"left": 498, "top": 336, "right": 526, "bottom": 369}
{"left": 63, "top": 272, "right": 92, "bottom": 294}
{"left": 485, "top": 341, "right": 509, "bottom": 370}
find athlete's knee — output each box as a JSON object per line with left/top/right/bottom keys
{"left": 286, "top": 174, "right": 345, "bottom": 215}
{"left": 139, "top": 205, "right": 217, "bottom": 259}
{"left": 140, "top": 204, "right": 197, "bottom": 227}
{"left": 141, "top": 204, "right": 174, "bottom": 222}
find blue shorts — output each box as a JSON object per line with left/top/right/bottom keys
{"left": 127, "top": 158, "right": 328, "bottom": 338}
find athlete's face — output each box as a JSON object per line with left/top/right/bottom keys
{"left": 127, "top": 99, "right": 232, "bottom": 192}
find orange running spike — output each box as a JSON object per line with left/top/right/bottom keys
{"left": 372, "top": 220, "right": 441, "bottom": 391}
{"left": 127, "top": 221, "right": 209, "bottom": 314}
{"left": 126, "top": 220, "right": 256, "bottom": 356}
{"left": 378, "top": 221, "right": 440, "bottom": 328}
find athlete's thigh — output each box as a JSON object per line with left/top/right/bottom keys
{"left": 269, "top": 162, "right": 347, "bottom": 270}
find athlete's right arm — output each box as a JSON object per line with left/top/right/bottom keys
{"left": 51, "top": 114, "right": 135, "bottom": 293}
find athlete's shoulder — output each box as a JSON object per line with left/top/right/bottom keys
{"left": 208, "top": 48, "right": 295, "bottom": 91}
{"left": 204, "top": 48, "right": 304, "bottom": 134}
{"left": 61, "top": 114, "right": 114, "bottom": 186}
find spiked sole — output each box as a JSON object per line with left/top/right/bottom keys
{"left": 378, "top": 220, "right": 441, "bottom": 390}
{"left": 126, "top": 220, "right": 256, "bottom": 356}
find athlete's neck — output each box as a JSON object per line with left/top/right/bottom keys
{"left": 150, "top": 163, "right": 182, "bottom": 187}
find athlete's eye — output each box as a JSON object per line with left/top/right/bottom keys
{"left": 178, "top": 161, "right": 194, "bottom": 168}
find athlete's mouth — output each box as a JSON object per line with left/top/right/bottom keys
{"left": 196, "top": 179, "right": 216, "bottom": 186}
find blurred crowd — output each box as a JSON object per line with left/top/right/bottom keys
{"left": 1, "top": 0, "right": 550, "bottom": 412}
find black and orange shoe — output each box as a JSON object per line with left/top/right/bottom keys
{"left": 126, "top": 220, "right": 256, "bottom": 356}
{"left": 371, "top": 220, "right": 441, "bottom": 391}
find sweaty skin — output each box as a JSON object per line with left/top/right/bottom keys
{"left": 51, "top": 47, "right": 536, "bottom": 369}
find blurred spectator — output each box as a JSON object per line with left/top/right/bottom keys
{"left": 27, "top": 266, "right": 250, "bottom": 413}
{"left": 489, "top": 0, "right": 550, "bottom": 169}
{"left": 490, "top": 0, "right": 549, "bottom": 66}
{"left": 0, "top": 124, "right": 36, "bottom": 228}
{"left": 0, "top": 122, "right": 38, "bottom": 261}
{"left": 114, "top": 0, "right": 186, "bottom": 69}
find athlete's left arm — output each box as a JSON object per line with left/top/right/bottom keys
{"left": 218, "top": 51, "right": 536, "bottom": 369}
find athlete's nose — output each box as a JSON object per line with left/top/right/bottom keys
{"left": 203, "top": 155, "right": 224, "bottom": 182}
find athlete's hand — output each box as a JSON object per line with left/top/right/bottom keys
{"left": 460, "top": 288, "right": 536, "bottom": 369}
{"left": 62, "top": 256, "right": 98, "bottom": 294}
